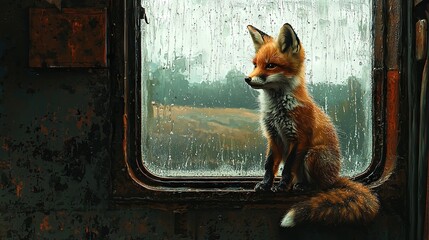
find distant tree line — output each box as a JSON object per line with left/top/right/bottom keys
{"left": 147, "top": 60, "right": 366, "bottom": 115}
{"left": 148, "top": 66, "right": 257, "bottom": 109}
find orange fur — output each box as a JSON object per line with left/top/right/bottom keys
{"left": 267, "top": 138, "right": 283, "bottom": 176}
{"left": 245, "top": 23, "right": 379, "bottom": 226}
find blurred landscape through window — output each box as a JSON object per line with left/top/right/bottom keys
{"left": 140, "top": 0, "right": 373, "bottom": 177}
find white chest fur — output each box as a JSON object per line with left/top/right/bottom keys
{"left": 259, "top": 90, "right": 300, "bottom": 142}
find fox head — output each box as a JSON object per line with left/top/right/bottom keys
{"left": 245, "top": 23, "right": 305, "bottom": 91}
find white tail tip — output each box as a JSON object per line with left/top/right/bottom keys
{"left": 280, "top": 210, "right": 296, "bottom": 227}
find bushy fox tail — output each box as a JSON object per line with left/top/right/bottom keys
{"left": 280, "top": 177, "right": 379, "bottom": 227}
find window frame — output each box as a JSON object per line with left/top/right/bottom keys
{"left": 118, "top": 0, "right": 401, "bottom": 201}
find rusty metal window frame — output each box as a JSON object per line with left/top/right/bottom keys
{"left": 121, "top": 0, "right": 400, "bottom": 200}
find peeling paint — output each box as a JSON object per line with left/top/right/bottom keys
{"left": 76, "top": 107, "right": 94, "bottom": 130}
{"left": 13, "top": 180, "right": 23, "bottom": 198}
{"left": 40, "top": 124, "right": 49, "bottom": 135}
{"left": 1, "top": 140, "right": 9, "bottom": 152}
{"left": 39, "top": 216, "right": 52, "bottom": 232}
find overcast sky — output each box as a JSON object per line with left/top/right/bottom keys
{"left": 141, "top": 0, "right": 372, "bottom": 86}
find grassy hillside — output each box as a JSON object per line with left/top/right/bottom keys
{"left": 144, "top": 105, "right": 265, "bottom": 176}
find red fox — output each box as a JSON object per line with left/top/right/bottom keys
{"left": 244, "top": 23, "right": 379, "bottom": 227}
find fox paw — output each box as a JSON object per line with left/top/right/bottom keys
{"left": 254, "top": 181, "right": 272, "bottom": 192}
{"left": 292, "top": 183, "right": 310, "bottom": 192}
{"left": 271, "top": 182, "right": 291, "bottom": 192}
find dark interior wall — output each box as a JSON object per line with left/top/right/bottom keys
{"left": 0, "top": 1, "right": 407, "bottom": 239}
{"left": 0, "top": 0, "right": 114, "bottom": 238}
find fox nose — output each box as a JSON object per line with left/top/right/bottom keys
{"left": 245, "top": 77, "right": 252, "bottom": 83}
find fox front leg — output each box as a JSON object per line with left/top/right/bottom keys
{"left": 272, "top": 143, "right": 296, "bottom": 192}
{"left": 255, "top": 139, "right": 284, "bottom": 192}
{"left": 254, "top": 149, "right": 276, "bottom": 191}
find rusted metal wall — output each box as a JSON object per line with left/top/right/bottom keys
{"left": 0, "top": 0, "right": 407, "bottom": 239}
{"left": 0, "top": 0, "right": 113, "bottom": 238}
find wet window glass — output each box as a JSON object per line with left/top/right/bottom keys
{"left": 140, "top": 0, "right": 373, "bottom": 177}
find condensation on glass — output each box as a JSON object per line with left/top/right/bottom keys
{"left": 140, "top": 0, "right": 373, "bottom": 177}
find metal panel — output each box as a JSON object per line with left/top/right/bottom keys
{"left": 29, "top": 8, "right": 107, "bottom": 68}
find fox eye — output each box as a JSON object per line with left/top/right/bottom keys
{"left": 266, "top": 63, "right": 277, "bottom": 70}
{"left": 253, "top": 63, "right": 257, "bottom": 69}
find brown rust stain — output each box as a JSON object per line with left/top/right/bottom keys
{"left": 29, "top": 8, "right": 107, "bottom": 68}
{"left": 416, "top": 19, "right": 427, "bottom": 61}
{"left": 40, "top": 124, "right": 49, "bottom": 135}
{"left": 384, "top": 70, "right": 400, "bottom": 179}
{"left": 1, "top": 140, "right": 9, "bottom": 152}
{"left": 11, "top": 179, "right": 24, "bottom": 198}
{"left": 121, "top": 218, "right": 149, "bottom": 234}
{"left": 40, "top": 216, "right": 52, "bottom": 232}
{"left": 76, "top": 107, "right": 95, "bottom": 130}
{"left": 16, "top": 181, "right": 23, "bottom": 198}
{"left": 85, "top": 227, "right": 99, "bottom": 238}
{"left": 0, "top": 161, "right": 10, "bottom": 170}
{"left": 122, "top": 221, "right": 133, "bottom": 233}
{"left": 137, "top": 221, "right": 149, "bottom": 234}
{"left": 123, "top": 113, "right": 128, "bottom": 162}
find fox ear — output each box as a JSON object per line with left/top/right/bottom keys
{"left": 247, "top": 25, "right": 272, "bottom": 52}
{"left": 277, "top": 23, "right": 300, "bottom": 54}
